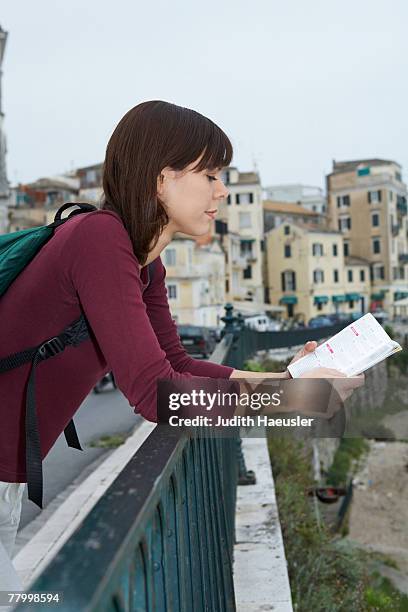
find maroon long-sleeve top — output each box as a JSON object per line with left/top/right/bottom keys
{"left": 0, "top": 209, "right": 234, "bottom": 482}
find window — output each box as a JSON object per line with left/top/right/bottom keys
{"left": 393, "top": 267, "right": 398, "bottom": 281}
{"left": 165, "top": 248, "right": 176, "bottom": 266}
{"left": 337, "top": 195, "right": 350, "bottom": 208}
{"left": 396, "top": 171, "right": 402, "bottom": 182}
{"left": 237, "top": 193, "right": 253, "bottom": 204}
{"left": 167, "top": 284, "right": 177, "bottom": 299}
{"left": 343, "top": 241, "right": 350, "bottom": 257}
{"left": 260, "top": 239, "right": 265, "bottom": 252}
{"left": 389, "top": 191, "right": 394, "bottom": 201}
{"left": 317, "top": 302, "right": 323, "bottom": 311}
{"left": 373, "top": 265, "right": 385, "bottom": 280}
{"left": 243, "top": 265, "right": 252, "bottom": 279}
{"left": 360, "top": 269, "right": 365, "bottom": 282}
{"left": 368, "top": 190, "right": 382, "bottom": 204}
{"left": 348, "top": 270, "right": 353, "bottom": 282}
{"left": 372, "top": 213, "right": 379, "bottom": 227}
{"left": 284, "top": 225, "right": 290, "bottom": 235}
{"left": 338, "top": 217, "right": 351, "bottom": 231}
{"left": 239, "top": 212, "right": 251, "bottom": 229}
{"left": 284, "top": 245, "right": 291, "bottom": 258}
{"left": 312, "top": 243, "right": 323, "bottom": 256}
{"left": 313, "top": 269, "right": 324, "bottom": 283}
{"left": 281, "top": 270, "right": 296, "bottom": 291}
{"left": 227, "top": 194, "right": 231, "bottom": 205}
{"left": 240, "top": 240, "right": 253, "bottom": 256}
{"left": 333, "top": 244, "right": 338, "bottom": 256}
{"left": 372, "top": 238, "right": 381, "bottom": 254}
{"left": 334, "top": 269, "right": 339, "bottom": 283}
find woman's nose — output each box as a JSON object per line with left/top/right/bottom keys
{"left": 216, "top": 183, "right": 229, "bottom": 200}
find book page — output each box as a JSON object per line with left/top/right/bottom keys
{"left": 288, "top": 313, "right": 402, "bottom": 378}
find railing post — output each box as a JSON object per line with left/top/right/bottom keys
{"left": 220, "top": 303, "right": 256, "bottom": 486}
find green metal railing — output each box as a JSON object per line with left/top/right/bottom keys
{"left": 16, "top": 304, "right": 351, "bottom": 612}
{"left": 16, "top": 427, "right": 238, "bottom": 612}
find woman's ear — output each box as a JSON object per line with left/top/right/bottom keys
{"left": 156, "top": 173, "right": 165, "bottom": 196}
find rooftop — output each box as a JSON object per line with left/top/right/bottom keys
{"left": 263, "top": 200, "right": 319, "bottom": 216}
{"left": 330, "top": 158, "right": 400, "bottom": 174}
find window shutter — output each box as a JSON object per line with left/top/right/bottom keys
{"left": 249, "top": 193, "right": 253, "bottom": 203}
{"left": 281, "top": 272, "right": 286, "bottom": 291}
{"left": 236, "top": 194, "right": 240, "bottom": 204}
{"left": 292, "top": 272, "right": 296, "bottom": 290}
{"left": 378, "top": 190, "right": 382, "bottom": 202}
{"left": 368, "top": 191, "right": 371, "bottom": 203}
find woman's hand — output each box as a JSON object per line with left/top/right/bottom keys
{"left": 300, "top": 367, "right": 365, "bottom": 403}
{"left": 289, "top": 341, "right": 317, "bottom": 365}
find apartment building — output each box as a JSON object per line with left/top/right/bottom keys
{"left": 266, "top": 221, "right": 370, "bottom": 322}
{"left": 263, "top": 200, "right": 325, "bottom": 232}
{"left": 264, "top": 184, "right": 327, "bottom": 215}
{"left": 327, "top": 159, "right": 408, "bottom": 313}
{"left": 8, "top": 176, "right": 79, "bottom": 231}
{"left": 162, "top": 237, "right": 226, "bottom": 326}
{"left": 217, "top": 167, "right": 264, "bottom": 304}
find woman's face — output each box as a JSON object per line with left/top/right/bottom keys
{"left": 157, "top": 158, "right": 229, "bottom": 236}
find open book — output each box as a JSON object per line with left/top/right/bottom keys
{"left": 287, "top": 313, "right": 402, "bottom": 378}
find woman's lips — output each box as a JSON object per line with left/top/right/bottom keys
{"left": 205, "top": 210, "right": 217, "bottom": 219}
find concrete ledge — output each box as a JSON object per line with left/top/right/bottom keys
{"left": 233, "top": 434, "right": 293, "bottom": 612}
{"left": 13, "top": 421, "right": 156, "bottom": 588}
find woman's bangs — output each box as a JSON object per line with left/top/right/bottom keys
{"left": 192, "top": 123, "right": 233, "bottom": 173}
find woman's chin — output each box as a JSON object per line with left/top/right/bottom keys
{"left": 179, "top": 221, "right": 212, "bottom": 237}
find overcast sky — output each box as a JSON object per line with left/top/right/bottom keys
{"left": 1, "top": 0, "right": 408, "bottom": 190}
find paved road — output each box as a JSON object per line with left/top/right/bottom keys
{"left": 19, "top": 385, "right": 142, "bottom": 529}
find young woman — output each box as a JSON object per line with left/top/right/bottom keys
{"left": 0, "top": 100, "right": 360, "bottom": 590}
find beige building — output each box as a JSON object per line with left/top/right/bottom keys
{"left": 218, "top": 167, "right": 264, "bottom": 304}
{"left": 263, "top": 200, "right": 326, "bottom": 232}
{"left": 266, "top": 222, "right": 370, "bottom": 322}
{"left": 162, "top": 237, "right": 226, "bottom": 326}
{"left": 327, "top": 159, "right": 408, "bottom": 313}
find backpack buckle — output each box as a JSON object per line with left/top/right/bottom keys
{"left": 38, "top": 337, "right": 65, "bottom": 360}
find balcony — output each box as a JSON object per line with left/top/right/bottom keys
{"left": 231, "top": 255, "right": 248, "bottom": 269}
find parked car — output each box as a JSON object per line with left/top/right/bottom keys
{"left": 308, "top": 315, "right": 334, "bottom": 328}
{"left": 207, "top": 326, "right": 222, "bottom": 342}
{"left": 177, "top": 325, "right": 216, "bottom": 357}
{"left": 93, "top": 372, "right": 117, "bottom": 394}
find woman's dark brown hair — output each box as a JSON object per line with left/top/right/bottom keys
{"left": 101, "top": 100, "right": 233, "bottom": 265}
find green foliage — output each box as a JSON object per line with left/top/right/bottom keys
{"left": 243, "top": 359, "right": 266, "bottom": 372}
{"left": 326, "top": 438, "right": 369, "bottom": 486}
{"left": 89, "top": 433, "right": 127, "bottom": 448}
{"left": 268, "top": 436, "right": 368, "bottom": 611}
{"left": 383, "top": 325, "right": 395, "bottom": 340}
{"left": 267, "top": 436, "right": 407, "bottom": 611}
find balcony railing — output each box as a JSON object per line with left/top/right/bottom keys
{"left": 15, "top": 305, "right": 351, "bottom": 611}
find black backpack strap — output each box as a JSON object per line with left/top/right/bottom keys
{"left": 0, "top": 314, "right": 91, "bottom": 508}
{"left": 47, "top": 203, "right": 97, "bottom": 229}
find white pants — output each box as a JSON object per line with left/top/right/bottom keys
{"left": 0, "top": 482, "right": 25, "bottom": 592}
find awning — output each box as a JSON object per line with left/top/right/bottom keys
{"left": 280, "top": 295, "right": 298, "bottom": 305}
{"left": 371, "top": 292, "right": 385, "bottom": 300}
{"left": 314, "top": 296, "right": 329, "bottom": 304}
{"left": 240, "top": 238, "right": 255, "bottom": 244}
{"left": 345, "top": 293, "right": 361, "bottom": 301}
{"left": 394, "top": 291, "right": 408, "bottom": 301}
{"left": 332, "top": 295, "right": 346, "bottom": 303}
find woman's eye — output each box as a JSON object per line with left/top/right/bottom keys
{"left": 206, "top": 175, "right": 217, "bottom": 182}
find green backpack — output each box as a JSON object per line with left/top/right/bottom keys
{"left": 0, "top": 203, "right": 155, "bottom": 508}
